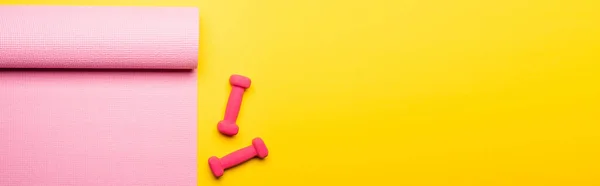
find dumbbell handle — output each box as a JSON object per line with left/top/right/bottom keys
{"left": 220, "top": 145, "right": 257, "bottom": 169}
{"left": 223, "top": 86, "right": 246, "bottom": 122}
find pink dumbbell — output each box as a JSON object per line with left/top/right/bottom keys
{"left": 208, "top": 137, "right": 269, "bottom": 178}
{"left": 217, "top": 75, "right": 251, "bottom": 136}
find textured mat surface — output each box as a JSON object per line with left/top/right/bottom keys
{"left": 0, "top": 6, "right": 198, "bottom": 186}
{"left": 0, "top": 6, "right": 198, "bottom": 69}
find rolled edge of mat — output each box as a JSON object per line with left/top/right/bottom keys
{"left": 0, "top": 6, "right": 199, "bottom": 69}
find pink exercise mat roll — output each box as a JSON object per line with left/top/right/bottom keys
{"left": 0, "top": 6, "right": 198, "bottom": 69}
{"left": 0, "top": 6, "right": 198, "bottom": 186}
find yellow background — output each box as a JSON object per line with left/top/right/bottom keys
{"left": 5, "top": 0, "right": 600, "bottom": 185}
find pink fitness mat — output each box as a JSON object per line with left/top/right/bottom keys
{"left": 0, "top": 6, "right": 198, "bottom": 186}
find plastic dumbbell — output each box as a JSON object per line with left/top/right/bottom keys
{"left": 208, "top": 138, "right": 268, "bottom": 177}
{"left": 217, "top": 75, "right": 251, "bottom": 136}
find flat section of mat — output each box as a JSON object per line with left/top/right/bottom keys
{"left": 0, "top": 70, "right": 198, "bottom": 185}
